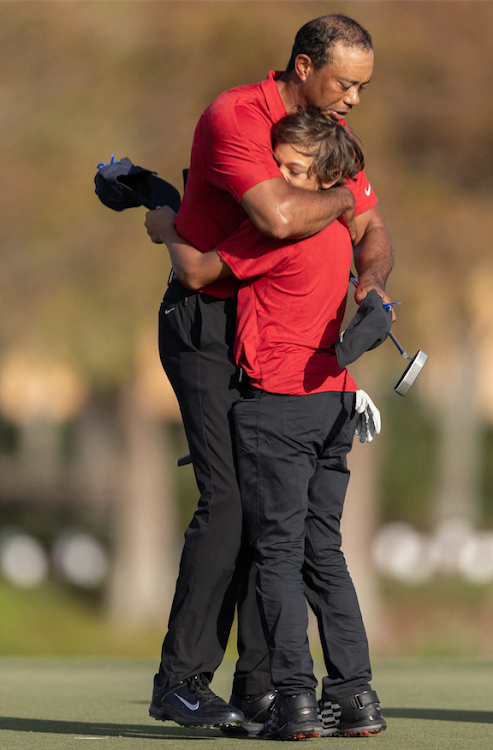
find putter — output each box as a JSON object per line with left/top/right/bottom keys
{"left": 388, "top": 332, "right": 428, "bottom": 396}
{"left": 349, "top": 274, "right": 428, "bottom": 396}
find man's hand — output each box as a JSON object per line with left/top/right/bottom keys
{"left": 338, "top": 201, "right": 356, "bottom": 244}
{"left": 353, "top": 274, "right": 389, "bottom": 305}
{"left": 144, "top": 205, "right": 177, "bottom": 244}
{"left": 353, "top": 274, "right": 396, "bottom": 324}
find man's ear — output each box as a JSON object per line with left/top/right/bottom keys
{"left": 319, "top": 171, "right": 342, "bottom": 190}
{"left": 294, "top": 54, "right": 313, "bottom": 81}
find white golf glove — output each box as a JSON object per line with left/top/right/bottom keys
{"left": 354, "top": 389, "right": 381, "bottom": 443}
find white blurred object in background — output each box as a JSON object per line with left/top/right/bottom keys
{"left": 52, "top": 531, "right": 108, "bottom": 588}
{"left": 372, "top": 522, "right": 437, "bottom": 584}
{"left": 457, "top": 532, "right": 493, "bottom": 584}
{"left": 0, "top": 530, "right": 49, "bottom": 588}
{"left": 372, "top": 519, "right": 493, "bottom": 584}
{"left": 430, "top": 518, "right": 475, "bottom": 576}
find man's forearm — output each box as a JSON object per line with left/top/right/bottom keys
{"left": 353, "top": 222, "right": 394, "bottom": 303}
{"left": 241, "top": 178, "right": 356, "bottom": 241}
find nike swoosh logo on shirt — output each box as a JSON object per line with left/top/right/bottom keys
{"left": 177, "top": 695, "right": 200, "bottom": 711}
{"left": 365, "top": 185, "right": 371, "bottom": 196}
{"left": 165, "top": 307, "right": 175, "bottom": 315}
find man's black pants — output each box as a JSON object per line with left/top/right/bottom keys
{"left": 157, "top": 279, "right": 272, "bottom": 696}
{"left": 233, "top": 387, "right": 372, "bottom": 699}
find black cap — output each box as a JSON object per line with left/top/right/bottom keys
{"left": 334, "top": 288, "right": 392, "bottom": 369}
{"left": 95, "top": 156, "right": 181, "bottom": 212}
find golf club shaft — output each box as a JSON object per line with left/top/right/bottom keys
{"left": 388, "top": 331, "right": 411, "bottom": 361}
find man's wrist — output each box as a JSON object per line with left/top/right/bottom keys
{"left": 325, "top": 186, "right": 354, "bottom": 210}
{"left": 357, "top": 271, "right": 386, "bottom": 290}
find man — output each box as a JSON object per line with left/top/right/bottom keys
{"left": 145, "top": 13, "right": 393, "bottom": 737}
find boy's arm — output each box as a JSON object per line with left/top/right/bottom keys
{"left": 145, "top": 206, "right": 232, "bottom": 290}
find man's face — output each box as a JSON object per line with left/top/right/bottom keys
{"left": 298, "top": 43, "right": 374, "bottom": 121}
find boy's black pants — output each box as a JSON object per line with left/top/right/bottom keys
{"left": 233, "top": 386, "right": 372, "bottom": 698}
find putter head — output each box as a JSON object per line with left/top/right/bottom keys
{"left": 394, "top": 350, "right": 428, "bottom": 396}
{"left": 176, "top": 453, "right": 192, "bottom": 467}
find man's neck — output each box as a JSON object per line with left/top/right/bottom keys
{"left": 276, "top": 72, "right": 302, "bottom": 114}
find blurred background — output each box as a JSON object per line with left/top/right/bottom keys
{"left": 1, "top": 0, "right": 493, "bottom": 660}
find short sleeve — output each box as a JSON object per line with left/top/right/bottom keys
{"left": 344, "top": 168, "right": 378, "bottom": 216}
{"left": 217, "top": 218, "right": 293, "bottom": 279}
{"left": 202, "top": 97, "right": 283, "bottom": 202}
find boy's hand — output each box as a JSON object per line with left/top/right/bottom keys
{"left": 145, "top": 205, "right": 177, "bottom": 244}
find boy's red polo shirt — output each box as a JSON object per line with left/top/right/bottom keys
{"left": 175, "top": 71, "right": 378, "bottom": 299}
{"left": 217, "top": 218, "right": 358, "bottom": 395}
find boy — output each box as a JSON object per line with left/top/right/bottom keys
{"left": 154, "top": 109, "right": 386, "bottom": 741}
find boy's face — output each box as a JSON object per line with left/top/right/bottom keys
{"left": 273, "top": 141, "right": 319, "bottom": 191}
{"left": 273, "top": 141, "right": 340, "bottom": 191}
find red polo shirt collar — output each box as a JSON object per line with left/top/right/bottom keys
{"left": 261, "top": 71, "right": 288, "bottom": 123}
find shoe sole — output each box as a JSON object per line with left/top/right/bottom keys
{"left": 149, "top": 703, "right": 243, "bottom": 729}
{"left": 264, "top": 724, "right": 323, "bottom": 741}
{"left": 324, "top": 723, "right": 387, "bottom": 737}
{"left": 221, "top": 721, "right": 265, "bottom": 737}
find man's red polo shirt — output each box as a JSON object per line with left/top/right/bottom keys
{"left": 216, "top": 218, "right": 357, "bottom": 395}
{"left": 175, "top": 71, "right": 378, "bottom": 299}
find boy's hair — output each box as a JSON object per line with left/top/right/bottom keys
{"left": 286, "top": 14, "right": 372, "bottom": 73}
{"left": 271, "top": 108, "right": 365, "bottom": 188}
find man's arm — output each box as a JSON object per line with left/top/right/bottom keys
{"left": 352, "top": 205, "right": 395, "bottom": 313}
{"left": 204, "top": 99, "right": 357, "bottom": 242}
{"left": 145, "top": 206, "right": 232, "bottom": 290}
{"left": 240, "top": 177, "right": 357, "bottom": 241}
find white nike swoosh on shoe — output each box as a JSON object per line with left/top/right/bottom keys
{"left": 165, "top": 307, "right": 175, "bottom": 315}
{"left": 365, "top": 185, "right": 371, "bottom": 196}
{"left": 176, "top": 695, "right": 200, "bottom": 711}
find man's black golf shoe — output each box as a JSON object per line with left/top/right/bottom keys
{"left": 149, "top": 674, "right": 244, "bottom": 729}
{"left": 318, "top": 689, "right": 387, "bottom": 737}
{"left": 220, "top": 689, "right": 277, "bottom": 737}
{"left": 263, "top": 692, "right": 323, "bottom": 741}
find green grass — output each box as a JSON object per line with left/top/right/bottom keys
{"left": 3, "top": 578, "right": 493, "bottom": 660}
{"left": 377, "top": 578, "right": 493, "bottom": 658}
{"left": 1, "top": 657, "right": 493, "bottom": 749}
{"left": 0, "top": 583, "right": 166, "bottom": 657}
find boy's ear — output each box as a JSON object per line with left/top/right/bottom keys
{"left": 319, "top": 171, "right": 342, "bottom": 190}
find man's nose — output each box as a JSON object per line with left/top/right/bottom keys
{"left": 344, "top": 88, "right": 360, "bottom": 107}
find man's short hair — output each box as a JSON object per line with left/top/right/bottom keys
{"left": 271, "top": 108, "right": 365, "bottom": 188}
{"left": 286, "top": 14, "right": 372, "bottom": 73}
